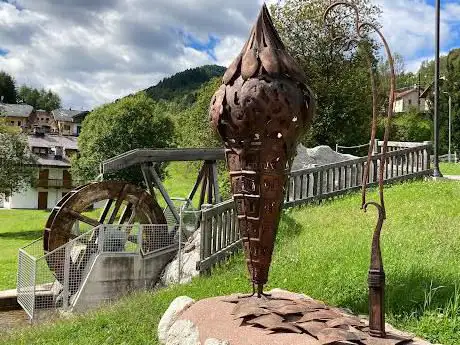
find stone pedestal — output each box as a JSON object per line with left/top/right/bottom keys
{"left": 158, "top": 290, "right": 438, "bottom": 345}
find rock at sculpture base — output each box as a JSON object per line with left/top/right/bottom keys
{"left": 158, "top": 296, "right": 195, "bottom": 344}
{"left": 159, "top": 290, "right": 438, "bottom": 345}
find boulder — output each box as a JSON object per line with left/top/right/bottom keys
{"left": 291, "top": 144, "right": 356, "bottom": 171}
{"left": 158, "top": 296, "right": 195, "bottom": 344}
{"left": 166, "top": 320, "right": 200, "bottom": 345}
{"left": 159, "top": 229, "right": 201, "bottom": 286}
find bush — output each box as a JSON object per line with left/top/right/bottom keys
{"left": 378, "top": 109, "right": 431, "bottom": 142}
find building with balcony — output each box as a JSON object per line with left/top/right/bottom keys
{"left": 0, "top": 103, "right": 34, "bottom": 129}
{"left": 0, "top": 133, "right": 83, "bottom": 210}
{"left": 51, "top": 109, "right": 89, "bottom": 136}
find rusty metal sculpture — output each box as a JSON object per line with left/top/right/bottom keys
{"left": 210, "top": 4, "right": 315, "bottom": 297}
{"left": 324, "top": 1, "right": 396, "bottom": 338}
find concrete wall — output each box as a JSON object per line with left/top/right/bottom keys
{"left": 71, "top": 248, "right": 176, "bottom": 313}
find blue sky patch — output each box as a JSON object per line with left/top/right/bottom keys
{"left": 0, "top": 48, "right": 8, "bottom": 56}
{"left": 180, "top": 30, "right": 220, "bottom": 61}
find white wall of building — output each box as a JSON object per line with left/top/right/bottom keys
{"left": 394, "top": 91, "right": 428, "bottom": 113}
{"left": 1, "top": 168, "right": 71, "bottom": 209}
{"left": 9, "top": 188, "right": 39, "bottom": 209}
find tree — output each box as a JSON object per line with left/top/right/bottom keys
{"left": 0, "top": 119, "right": 37, "bottom": 195}
{"left": 72, "top": 92, "right": 175, "bottom": 185}
{"left": 445, "top": 49, "right": 460, "bottom": 154}
{"left": 0, "top": 71, "right": 17, "bottom": 104}
{"left": 271, "top": 0, "right": 381, "bottom": 147}
{"left": 176, "top": 77, "right": 221, "bottom": 148}
{"left": 18, "top": 86, "right": 61, "bottom": 111}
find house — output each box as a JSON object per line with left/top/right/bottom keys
{"left": 29, "top": 109, "right": 57, "bottom": 134}
{"left": 0, "top": 103, "right": 34, "bottom": 129}
{"left": 0, "top": 133, "right": 82, "bottom": 210}
{"left": 393, "top": 86, "right": 429, "bottom": 113}
{"left": 51, "top": 109, "right": 89, "bottom": 136}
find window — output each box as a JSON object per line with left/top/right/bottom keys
{"left": 17, "top": 121, "right": 21, "bottom": 126}
{"left": 408, "top": 99, "right": 412, "bottom": 106}
{"left": 10, "top": 121, "right": 14, "bottom": 125}
{"left": 63, "top": 125, "right": 70, "bottom": 131}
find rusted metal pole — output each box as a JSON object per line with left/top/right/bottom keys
{"left": 365, "top": 202, "right": 386, "bottom": 338}
{"left": 324, "top": 2, "right": 396, "bottom": 338}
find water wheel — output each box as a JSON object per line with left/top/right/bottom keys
{"left": 43, "top": 181, "right": 170, "bottom": 284}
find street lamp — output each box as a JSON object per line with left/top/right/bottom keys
{"left": 433, "top": 0, "right": 443, "bottom": 177}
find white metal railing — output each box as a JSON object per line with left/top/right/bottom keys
{"left": 17, "top": 223, "right": 183, "bottom": 321}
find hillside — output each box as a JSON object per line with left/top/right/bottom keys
{"left": 143, "top": 64, "right": 225, "bottom": 103}
{"left": 2, "top": 179, "right": 460, "bottom": 344}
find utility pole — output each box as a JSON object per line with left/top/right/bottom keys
{"left": 418, "top": 72, "right": 421, "bottom": 112}
{"left": 449, "top": 94, "right": 452, "bottom": 162}
{"left": 433, "top": 0, "right": 443, "bottom": 177}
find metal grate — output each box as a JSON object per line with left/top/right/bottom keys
{"left": 17, "top": 223, "right": 192, "bottom": 322}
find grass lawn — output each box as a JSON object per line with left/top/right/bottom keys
{"left": 0, "top": 210, "right": 49, "bottom": 290}
{"left": 1, "top": 179, "right": 460, "bottom": 344}
{"left": 440, "top": 162, "right": 460, "bottom": 175}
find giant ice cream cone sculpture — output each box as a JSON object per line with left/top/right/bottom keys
{"left": 210, "top": 4, "right": 314, "bottom": 295}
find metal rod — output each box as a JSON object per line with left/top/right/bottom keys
{"left": 449, "top": 95, "right": 452, "bottom": 163}
{"left": 433, "top": 0, "right": 443, "bottom": 177}
{"left": 178, "top": 206, "right": 183, "bottom": 284}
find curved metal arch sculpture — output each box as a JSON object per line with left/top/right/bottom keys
{"left": 324, "top": 1, "right": 397, "bottom": 338}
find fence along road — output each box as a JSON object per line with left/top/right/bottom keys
{"left": 198, "top": 142, "right": 432, "bottom": 273}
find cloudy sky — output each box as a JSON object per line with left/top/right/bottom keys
{"left": 0, "top": 0, "right": 459, "bottom": 110}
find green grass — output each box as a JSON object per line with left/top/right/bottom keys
{"left": 2, "top": 179, "right": 460, "bottom": 344}
{"left": 162, "top": 161, "right": 200, "bottom": 207}
{"left": 0, "top": 210, "right": 49, "bottom": 290}
{"left": 440, "top": 162, "right": 460, "bottom": 175}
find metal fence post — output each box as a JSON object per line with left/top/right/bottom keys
{"left": 177, "top": 206, "right": 183, "bottom": 284}
{"left": 137, "top": 224, "right": 143, "bottom": 254}
{"left": 98, "top": 225, "right": 105, "bottom": 253}
{"left": 31, "top": 256, "right": 37, "bottom": 321}
{"left": 62, "top": 245, "right": 71, "bottom": 310}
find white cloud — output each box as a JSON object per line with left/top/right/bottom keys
{"left": 374, "top": 0, "right": 460, "bottom": 72}
{"left": 1, "top": 0, "right": 458, "bottom": 109}
{"left": 0, "top": 0, "right": 263, "bottom": 109}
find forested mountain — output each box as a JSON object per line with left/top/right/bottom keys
{"left": 143, "top": 65, "right": 225, "bottom": 103}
